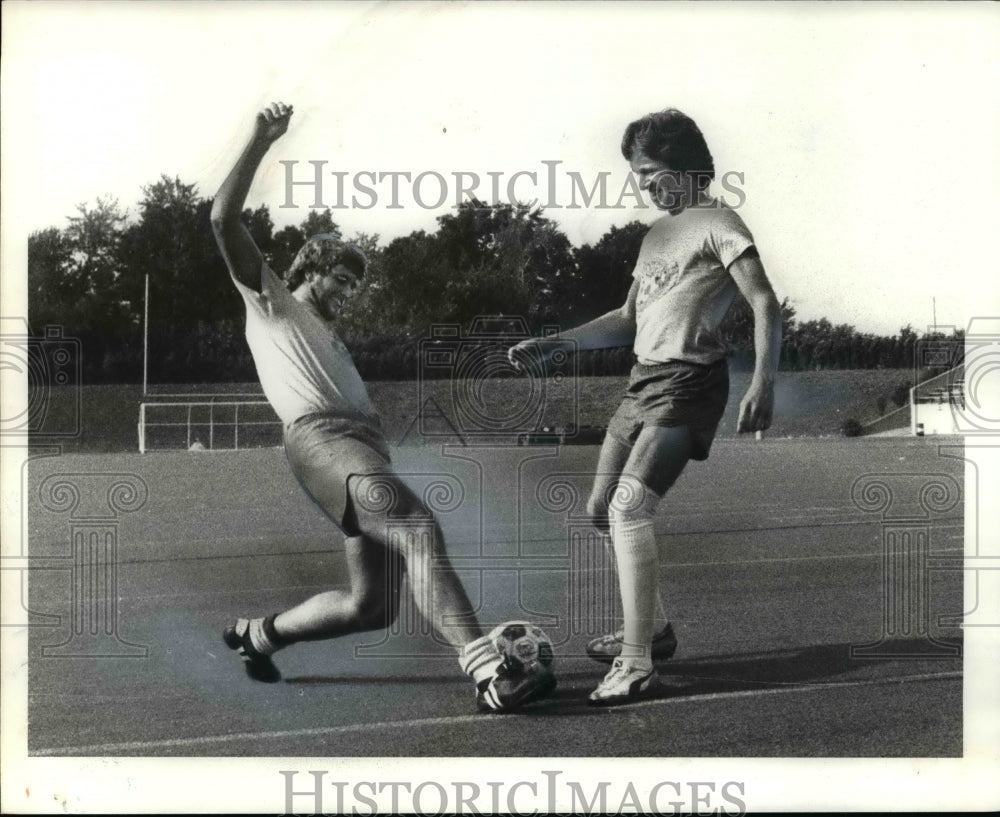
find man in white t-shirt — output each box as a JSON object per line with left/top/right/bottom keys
{"left": 510, "top": 108, "right": 782, "bottom": 706}
{"left": 211, "top": 102, "right": 554, "bottom": 712}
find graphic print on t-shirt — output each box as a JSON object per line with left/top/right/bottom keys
{"left": 635, "top": 256, "right": 683, "bottom": 313}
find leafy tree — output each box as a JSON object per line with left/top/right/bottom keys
{"left": 64, "top": 197, "right": 127, "bottom": 290}
{"left": 351, "top": 201, "right": 575, "bottom": 337}
{"left": 63, "top": 197, "right": 130, "bottom": 333}
{"left": 721, "top": 294, "right": 797, "bottom": 365}
{"left": 27, "top": 227, "right": 76, "bottom": 330}
{"left": 118, "top": 177, "right": 247, "bottom": 380}
{"left": 571, "top": 221, "right": 647, "bottom": 324}
{"left": 270, "top": 224, "right": 305, "bottom": 275}
{"left": 299, "top": 209, "right": 341, "bottom": 238}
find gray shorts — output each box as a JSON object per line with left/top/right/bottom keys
{"left": 283, "top": 412, "right": 393, "bottom": 536}
{"left": 606, "top": 359, "right": 730, "bottom": 461}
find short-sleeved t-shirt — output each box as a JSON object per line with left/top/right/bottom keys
{"left": 632, "top": 201, "right": 755, "bottom": 365}
{"left": 233, "top": 264, "right": 378, "bottom": 427}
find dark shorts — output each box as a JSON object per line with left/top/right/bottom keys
{"left": 606, "top": 359, "right": 730, "bottom": 461}
{"left": 283, "top": 412, "right": 393, "bottom": 536}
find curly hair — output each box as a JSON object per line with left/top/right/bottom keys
{"left": 284, "top": 233, "right": 368, "bottom": 291}
{"left": 621, "top": 109, "right": 715, "bottom": 187}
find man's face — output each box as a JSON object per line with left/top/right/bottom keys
{"left": 630, "top": 149, "right": 691, "bottom": 215}
{"left": 309, "top": 263, "right": 360, "bottom": 321}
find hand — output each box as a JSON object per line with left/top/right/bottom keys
{"left": 253, "top": 101, "right": 294, "bottom": 146}
{"left": 507, "top": 337, "right": 569, "bottom": 374}
{"left": 737, "top": 378, "right": 774, "bottom": 434}
{"left": 507, "top": 339, "right": 538, "bottom": 373}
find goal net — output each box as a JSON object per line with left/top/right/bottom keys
{"left": 138, "top": 400, "right": 282, "bottom": 452}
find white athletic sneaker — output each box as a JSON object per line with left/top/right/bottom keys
{"left": 588, "top": 657, "right": 657, "bottom": 707}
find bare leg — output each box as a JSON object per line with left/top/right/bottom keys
{"left": 347, "top": 473, "right": 483, "bottom": 650}
{"left": 273, "top": 535, "right": 402, "bottom": 640}
{"left": 585, "top": 433, "right": 633, "bottom": 530}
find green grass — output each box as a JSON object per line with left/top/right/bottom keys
{"left": 29, "top": 369, "right": 918, "bottom": 453}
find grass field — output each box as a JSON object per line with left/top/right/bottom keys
{"left": 23, "top": 437, "right": 966, "bottom": 762}
{"left": 32, "top": 369, "right": 916, "bottom": 453}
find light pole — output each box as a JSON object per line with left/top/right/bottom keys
{"left": 143, "top": 273, "right": 149, "bottom": 395}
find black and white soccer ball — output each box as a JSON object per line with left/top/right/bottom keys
{"left": 488, "top": 621, "right": 554, "bottom": 673}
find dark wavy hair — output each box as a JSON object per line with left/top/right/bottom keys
{"left": 621, "top": 109, "right": 715, "bottom": 188}
{"left": 284, "top": 233, "right": 368, "bottom": 291}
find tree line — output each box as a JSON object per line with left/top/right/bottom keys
{"left": 27, "top": 175, "right": 963, "bottom": 383}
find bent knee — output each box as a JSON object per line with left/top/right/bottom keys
{"left": 352, "top": 591, "right": 399, "bottom": 632}
{"left": 608, "top": 475, "right": 660, "bottom": 525}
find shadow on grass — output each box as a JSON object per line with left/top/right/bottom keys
{"left": 527, "top": 637, "right": 963, "bottom": 715}
{"left": 282, "top": 637, "right": 961, "bottom": 715}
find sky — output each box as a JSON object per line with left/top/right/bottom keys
{"left": 3, "top": 1, "right": 999, "bottom": 336}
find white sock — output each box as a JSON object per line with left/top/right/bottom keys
{"left": 459, "top": 634, "right": 503, "bottom": 684}
{"left": 603, "top": 531, "right": 669, "bottom": 634}
{"left": 610, "top": 480, "right": 661, "bottom": 669}
{"left": 247, "top": 617, "right": 280, "bottom": 656}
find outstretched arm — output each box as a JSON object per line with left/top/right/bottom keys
{"left": 210, "top": 102, "right": 293, "bottom": 291}
{"left": 507, "top": 279, "right": 639, "bottom": 370}
{"left": 729, "top": 251, "right": 782, "bottom": 433}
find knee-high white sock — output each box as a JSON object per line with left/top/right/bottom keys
{"left": 459, "top": 634, "right": 503, "bottom": 684}
{"left": 603, "top": 532, "right": 669, "bottom": 633}
{"left": 610, "top": 480, "right": 661, "bottom": 667}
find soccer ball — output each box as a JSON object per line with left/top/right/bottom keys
{"left": 489, "top": 621, "right": 554, "bottom": 673}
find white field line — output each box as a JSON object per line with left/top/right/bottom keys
{"left": 32, "top": 670, "right": 961, "bottom": 757}
{"left": 69, "top": 544, "right": 966, "bottom": 603}
{"left": 65, "top": 518, "right": 963, "bottom": 569}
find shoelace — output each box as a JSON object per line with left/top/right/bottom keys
{"left": 603, "top": 658, "right": 631, "bottom": 684}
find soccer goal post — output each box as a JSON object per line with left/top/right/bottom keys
{"left": 138, "top": 400, "right": 282, "bottom": 453}
{"left": 910, "top": 365, "right": 965, "bottom": 436}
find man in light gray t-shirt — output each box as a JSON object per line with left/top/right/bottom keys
{"left": 510, "top": 108, "right": 782, "bottom": 707}
{"left": 211, "top": 102, "right": 554, "bottom": 712}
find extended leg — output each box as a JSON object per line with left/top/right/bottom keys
{"left": 589, "top": 425, "right": 693, "bottom": 705}
{"left": 347, "top": 473, "right": 483, "bottom": 651}
{"left": 273, "top": 535, "right": 402, "bottom": 640}
{"left": 347, "top": 471, "right": 556, "bottom": 709}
